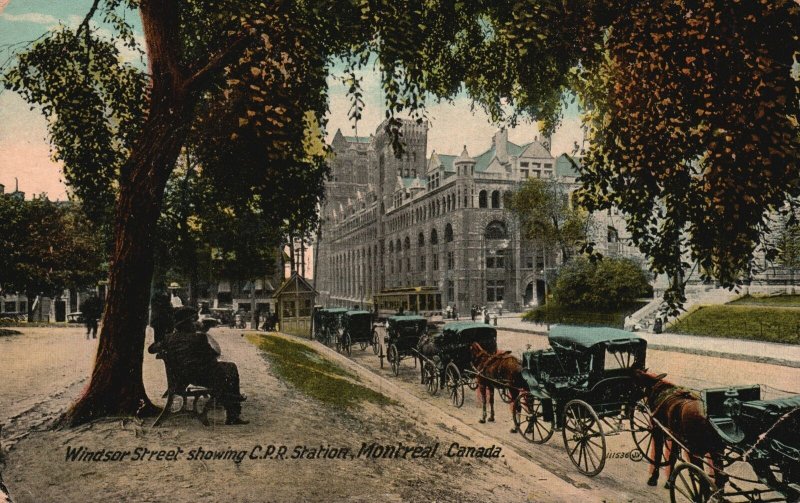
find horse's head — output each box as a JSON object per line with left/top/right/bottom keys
{"left": 633, "top": 369, "right": 669, "bottom": 397}
{"left": 470, "top": 342, "right": 488, "bottom": 364}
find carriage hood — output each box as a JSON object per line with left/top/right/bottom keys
{"left": 548, "top": 325, "right": 647, "bottom": 352}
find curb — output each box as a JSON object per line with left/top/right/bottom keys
{"left": 250, "top": 331, "right": 603, "bottom": 503}
{"left": 497, "top": 325, "right": 800, "bottom": 369}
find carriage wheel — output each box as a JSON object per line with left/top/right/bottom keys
{"left": 669, "top": 462, "right": 717, "bottom": 503}
{"left": 424, "top": 362, "right": 439, "bottom": 396}
{"left": 445, "top": 363, "right": 464, "bottom": 408}
{"left": 499, "top": 387, "right": 513, "bottom": 404}
{"left": 513, "top": 393, "right": 554, "bottom": 444}
{"left": 388, "top": 344, "right": 400, "bottom": 376}
{"left": 371, "top": 329, "right": 380, "bottom": 355}
{"left": 562, "top": 399, "right": 607, "bottom": 477}
{"left": 630, "top": 400, "right": 669, "bottom": 467}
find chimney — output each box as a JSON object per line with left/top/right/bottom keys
{"left": 494, "top": 128, "right": 508, "bottom": 163}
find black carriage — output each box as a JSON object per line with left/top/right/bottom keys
{"left": 337, "top": 310, "right": 375, "bottom": 356}
{"left": 383, "top": 315, "right": 428, "bottom": 376}
{"left": 312, "top": 307, "right": 348, "bottom": 347}
{"left": 416, "top": 322, "right": 497, "bottom": 407}
{"left": 668, "top": 386, "right": 800, "bottom": 503}
{"left": 513, "top": 325, "right": 653, "bottom": 477}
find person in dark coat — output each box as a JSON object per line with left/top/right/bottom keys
{"left": 149, "top": 307, "right": 248, "bottom": 425}
{"left": 150, "top": 290, "right": 174, "bottom": 344}
{"left": 82, "top": 294, "right": 102, "bottom": 339}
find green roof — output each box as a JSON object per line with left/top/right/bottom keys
{"left": 439, "top": 154, "right": 456, "bottom": 172}
{"left": 473, "top": 145, "right": 496, "bottom": 172}
{"left": 556, "top": 154, "right": 581, "bottom": 177}
{"left": 345, "top": 310, "right": 372, "bottom": 316}
{"left": 344, "top": 135, "right": 371, "bottom": 144}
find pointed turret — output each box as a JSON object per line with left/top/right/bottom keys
{"left": 454, "top": 145, "right": 476, "bottom": 177}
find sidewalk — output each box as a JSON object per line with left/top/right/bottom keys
{"left": 493, "top": 315, "right": 800, "bottom": 368}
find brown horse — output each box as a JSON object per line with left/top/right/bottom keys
{"left": 633, "top": 370, "right": 726, "bottom": 489}
{"left": 469, "top": 342, "right": 525, "bottom": 431}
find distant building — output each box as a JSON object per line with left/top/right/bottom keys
{"left": 315, "top": 119, "right": 640, "bottom": 311}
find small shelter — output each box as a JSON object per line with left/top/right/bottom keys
{"left": 273, "top": 272, "right": 317, "bottom": 337}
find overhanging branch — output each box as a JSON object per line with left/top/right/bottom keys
{"left": 182, "top": 34, "right": 252, "bottom": 94}
{"left": 76, "top": 0, "right": 102, "bottom": 40}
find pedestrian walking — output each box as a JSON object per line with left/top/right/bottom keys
{"left": 82, "top": 294, "right": 102, "bottom": 339}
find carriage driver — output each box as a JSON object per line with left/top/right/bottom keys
{"left": 149, "top": 307, "right": 249, "bottom": 425}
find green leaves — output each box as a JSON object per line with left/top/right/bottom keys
{"left": 552, "top": 257, "right": 652, "bottom": 311}
{"left": 575, "top": 0, "right": 800, "bottom": 311}
{"left": 0, "top": 196, "right": 106, "bottom": 298}
{"left": 505, "top": 176, "right": 592, "bottom": 262}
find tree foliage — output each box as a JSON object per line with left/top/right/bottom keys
{"left": 504, "top": 176, "right": 592, "bottom": 262}
{"left": 572, "top": 0, "right": 800, "bottom": 313}
{"left": 552, "top": 257, "right": 653, "bottom": 310}
{"left": 2, "top": 0, "right": 797, "bottom": 423}
{"left": 0, "top": 195, "right": 106, "bottom": 314}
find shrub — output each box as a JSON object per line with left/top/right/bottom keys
{"left": 552, "top": 257, "right": 652, "bottom": 310}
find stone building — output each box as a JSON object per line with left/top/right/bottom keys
{"left": 315, "top": 119, "right": 639, "bottom": 311}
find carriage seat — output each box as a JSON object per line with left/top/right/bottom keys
{"left": 709, "top": 417, "right": 746, "bottom": 445}
{"left": 521, "top": 368, "right": 539, "bottom": 389}
{"left": 739, "top": 395, "right": 800, "bottom": 443}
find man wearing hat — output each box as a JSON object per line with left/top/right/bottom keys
{"left": 150, "top": 307, "right": 248, "bottom": 425}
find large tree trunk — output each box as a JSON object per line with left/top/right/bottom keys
{"left": 62, "top": 0, "right": 195, "bottom": 426}
{"left": 63, "top": 99, "right": 192, "bottom": 425}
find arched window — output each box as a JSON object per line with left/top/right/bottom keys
{"left": 404, "top": 236, "right": 411, "bottom": 250}
{"left": 430, "top": 228, "right": 439, "bottom": 245}
{"left": 395, "top": 238, "right": 401, "bottom": 252}
{"left": 479, "top": 190, "right": 488, "bottom": 208}
{"left": 485, "top": 220, "right": 507, "bottom": 240}
{"left": 607, "top": 226, "right": 619, "bottom": 243}
{"left": 445, "top": 223, "right": 454, "bottom": 243}
{"left": 418, "top": 232, "right": 425, "bottom": 247}
{"left": 388, "top": 240, "right": 394, "bottom": 253}
{"left": 491, "top": 190, "right": 500, "bottom": 208}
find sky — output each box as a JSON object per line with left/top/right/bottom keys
{"left": 0, "top": 1, "right": 583, "bottom": 200}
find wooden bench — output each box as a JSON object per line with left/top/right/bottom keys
{"left": 151, "top": 347, "right": 217, "bottom": 427}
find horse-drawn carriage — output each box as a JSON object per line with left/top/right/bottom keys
{"left": 382, "top": 315, "right": 428, "bottom": 376}
{"left": 312, "top": 307, "right": 348, "bottom": 347}
{"left": 336, "top": 310, "right": 375, "bottom": 356}
{"left": 415, "top": 322, "right": 497, "bottom": 407}
{"left": 513, "top": 325, "right": 654, "bottom": 477}
{"left": 667, "top": 386, "right": 799, "bottom": 503}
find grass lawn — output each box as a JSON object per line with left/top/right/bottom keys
{"left": 247, "top": 333, "right": 394, "bottom": 409}
{"left": 668, "top": 305, "right": 800, "bottom": 344}
{"left": 728, "top": 294, "right": 800, "bottom": 307}
{"left": 521, "top": 302, "right": 646, "bottom": 328}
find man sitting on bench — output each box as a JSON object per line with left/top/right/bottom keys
{"left": 150, "top": 307, "right": 248, "bottom": 425}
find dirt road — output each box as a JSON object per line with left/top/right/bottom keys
{"left": 342, "top": 328, "right": 800, "bottom": 503}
